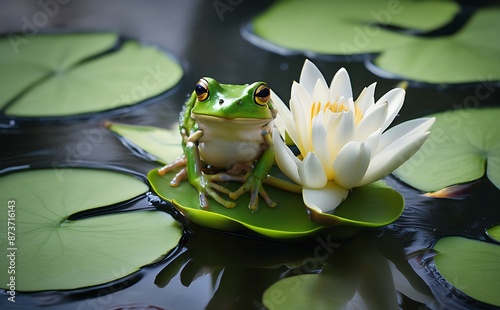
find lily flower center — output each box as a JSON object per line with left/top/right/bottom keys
{"left": 311, "top": 101, "right": 364, "bottom": 124}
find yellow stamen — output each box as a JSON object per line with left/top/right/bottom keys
{"left": 354, "top": 106, "right": 364, "bottom": 125}
{"left": 310, "top": 101, "right": 364, "bottom": 125}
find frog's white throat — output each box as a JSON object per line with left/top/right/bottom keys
{"left": 192, "top": 113, "right": 273, "bottom": 168}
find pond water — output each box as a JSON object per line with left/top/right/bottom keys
{"left": 1, "top": 1, "right": 500, "bottom": 309}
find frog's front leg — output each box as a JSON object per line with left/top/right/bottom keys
{"left": 229, "top": 130, "right": 276, "bottom": 211}
{"left": 185, "top": 130, "right": 236, "bottom": 210}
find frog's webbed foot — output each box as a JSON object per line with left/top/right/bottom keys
{"left": 197, "top": 174, "right": 236, "bottom": 210}
{"left": 229, "top": 174, "right": 277, "bottom": 212}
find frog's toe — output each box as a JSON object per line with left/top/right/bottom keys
{"left": 229, "top": 184, "right": 248, "bottom": 201}
{"left": 205, "top": 186, "right": 236, "bottom": 209}
{"left": 158, "top": 155, "right": 187, "bottom": 176}
{"left": 259, "top": 186, "right": 277, "bottom": 208}
{"left": 248, "top": 187, "right": 259, "bottom": 212}
{"left": 169, "top": 168, "right": 187, "bottom": 187}
{"left": 198, "top": 193, "right": 210, "bottom": 210}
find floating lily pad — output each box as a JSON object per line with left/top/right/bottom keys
{"left": 0, "top": 33, "right": 183, "bottom": 118}
{"left": 249, "top": 0, "right": 458, "bottom": 56}
{"left": 106, "top": 121, "right": 183, "bottom": 165}
{"left": 434, "top": 236, "right": 500, "bottom": 307}
{"left": 0, "top": 168, "right": 182, "bottom": 291}
{"left": 372, "top": 7, "right": 500, "bottom": 84}
{"left": 148, "top": 168, "right": 404, "bottom": 239}
{"left": 394, "top": 108, "right": 500, "bottom": 192}
{"left": 486, "top": 225, "right": 500, "bottom": 242}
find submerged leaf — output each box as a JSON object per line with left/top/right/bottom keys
{"left": 106, "top": 121, "right": 183, "bottom": 165}
{"left": 434, "top": 236, "right": 500, "bottom": 307}
{"left": 0, "top": 33, "right": 183, "bottom": 117}
{"left": 0, "top": 168, "right": 182, "bottom": 291}
{"left": 394, "top": 108, "right": 500, "bottom": 192}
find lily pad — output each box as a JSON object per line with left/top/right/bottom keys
{"left": 106, "top": 121, "right": 183, "bottom": 165}
{"left": 372, "top": 7, "right": 500, "bottom": 84}
{"left": 486, "top": 225, "right": 500, "bottom": 242}
{"left": 394, "top": 108, "right": 500, "bottom": 192}
{"left": 0, "top": 32, "right": 183, "bottom": 117}
{"left": 0, "top": 168, "right": 182, "bottom": 291}
{"left": 434, "top": 236, "right": 500, "bottom": 307}
{"left": 248, "top": 0, "right": 458, "bottom": 56}
{"left": 148, "top": 168, "right": 404, "bottom": 239}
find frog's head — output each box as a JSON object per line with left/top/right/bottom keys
{"left": 191, "top": 77, "right": 275, "bottom": 120}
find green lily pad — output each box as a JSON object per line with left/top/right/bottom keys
{"left": 434, "top": 236, "right": 500, "bottom": 307}
{"left": 249, "top": 0, "right": 458, "bottom": 55}
{"left": 106, "top": 121, "right": 183, "bottom": 165}
{"left": 148, "top": 168, "right": 404, "bottom": 239}
{"left": 0, "top": 168, "right": 182, "bottom": 291}
{"left": 394, "top": 108, "right": 500, "bottom": 192}
{"left": 486, "top": 225, "right": 500, "bottom": 242}
{"left": 0, "top": 33, "right": 183, "bottom": 117}
{"left": 373, "top": 8, "right": 500, "bottom": 84}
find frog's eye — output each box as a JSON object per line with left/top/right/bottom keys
{"left": 254, "top": 84, "right": 271, "bottom": 106}
{"left": 195, "top": 79, "right": 209, "bottom": 101}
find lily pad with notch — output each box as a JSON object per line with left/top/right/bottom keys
{"left": 370, "top": 7, "right": 500, "bottom": 84}
{"left": 0, "top": 167, "right": 182, "bottom": 291}
{"left": 246, "top": 0, "right": 459, "bottom": 57}
{"left": 394, "top": 108, "right": 500, "bottom": 193}
{"left": 0, "top": 32, "right": 183, "bottom": 119}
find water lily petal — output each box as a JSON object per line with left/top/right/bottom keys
{"left": 355, "top": 82, "right": 376, "bottom": 114}
{"left": 327, "top": 110, "right": 355, "bottom": 159}
{"left": 366, "top": 128, "right": 382, "bottom": 158}
{"left": 333, "top": 141, "right": 371, "bottom": 189}
{"left": 298, "top": 152, "right": 328, "bottom": 189}
{"left": 272, "top": 128, "right": 302, "bottom": 185}
{"left": 329, "top": 67, "right": 352, "bottom": 103}
{"left": 291, "top": 81, "right": 314, "bottom": 112}
{"left": 376, "top": 117, "right": 435, "bottom": 154}
{"left": 290, "top": 94, "right": 312, "bottom": 155}
{"left": 358, "top": 132, "right": 431, "bottom": 186}
{"left": 312, "top": 78, "right": 330, "bottom": 107}
{"left": 299, "top": 59, "right": 326, "bottom": 95}
{"left": 376, "top": 88, "right": 406, "bottom": 131}
{"left": 302, "top": 181, "right": 349, "bottom": 213}
{"left": 271, "top": 90, "right": 299, "bottom": 145}
{"left": 355, "top": 101, "right": 388, "bottom": 142}
{"left": 312, "top": 113, "right": 335, "bottom": 178}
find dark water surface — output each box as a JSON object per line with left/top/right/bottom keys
{"left": 1, "top": 1, "right": 500, "bottom": 309}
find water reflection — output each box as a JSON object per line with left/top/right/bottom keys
{"left": 153, "top": 224, "right": 437, "bottom": 309}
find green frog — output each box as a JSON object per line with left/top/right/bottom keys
{"left": 158, "top": 77, "right": 278, "bottom": 211}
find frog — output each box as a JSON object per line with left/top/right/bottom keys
{"left": 158, "top": 77, "right": 278, "bottom": 212}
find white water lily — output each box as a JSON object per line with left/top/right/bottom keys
{"left": 272, "top": 59, "right": 434, "bottom": 214}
